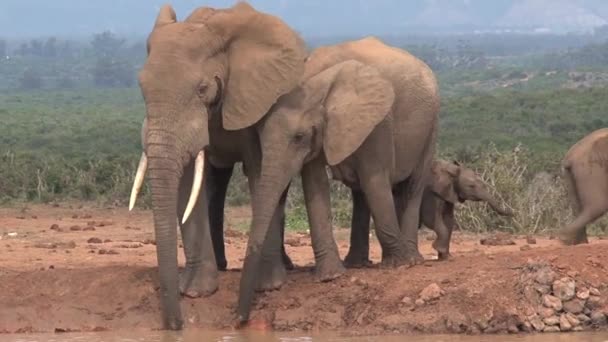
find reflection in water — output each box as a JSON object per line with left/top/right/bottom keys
{"left": 1, "top": 330, "right": 608, "bottom": 342}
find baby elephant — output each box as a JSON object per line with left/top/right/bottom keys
{"left": 559, "top": 128, "right": 608, "bottom": 245}
{"left": 345, "top": 159, "right": 513, "bottom": 267}
{"left": 420, "top": 160, "right": 513, "bottom": 260}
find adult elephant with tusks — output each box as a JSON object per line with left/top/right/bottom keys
{"left": 252, "top": 37, "right": 439, "bottom": 275}
{"left": 128, "top": 3, "right": 307, "bottom": 330}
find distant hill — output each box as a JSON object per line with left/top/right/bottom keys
{"left": 2, "top": 0, "right": 608, "bottom": 38}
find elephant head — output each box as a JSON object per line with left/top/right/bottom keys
{"left": 430, "top": 160, "right": 513, "bottom": 216}
{"left": 128, "top": 3, "right": 306, "bottom": 330}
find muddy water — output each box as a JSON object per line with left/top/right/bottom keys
{"left": 1, "top": 331, "right": 607, "bottom": 342}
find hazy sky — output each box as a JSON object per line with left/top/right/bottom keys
{"left": 2, "top": 0, "right": 607, "bottom": 39}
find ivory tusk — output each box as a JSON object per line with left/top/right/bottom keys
{"left": 129, "top": 152, "right": 148, "bottom": 211}
{"left": 182, "top": 151, "right": 205, "bottom": 224}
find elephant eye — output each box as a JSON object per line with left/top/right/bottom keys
{"left": 294, "top": 132, "right": 306, "bottom": 143}
{"left": 197, "top": 83, "right": 208, "bottom": 97}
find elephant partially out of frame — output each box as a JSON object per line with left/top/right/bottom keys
{"left": 345, "top": 159, "right": 513, "bottom": 266}
{"left": 128, "top": 3, "right": 307, "bottom": 329}
{"left": 249, "top": 37, "right": 440, "bottom": 273}
{"left": 559, "top": 128, "right": 608, "bottom": 245}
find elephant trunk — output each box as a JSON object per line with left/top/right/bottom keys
{"left": 146, "top": 141, "right": 183, "bottom": 330}
{"left": 237, "top": 154, "right": 294, "bottom": 323}
{"left": 482, "top": 191, "right": 513, "bottom": 216}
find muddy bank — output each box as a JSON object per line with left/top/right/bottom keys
{"left": 0, "top": 204, "right": 606, "bottom": 335}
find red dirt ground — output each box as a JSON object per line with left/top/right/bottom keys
{"left": 0, "top": 203, "right": 606, "bottom": 335}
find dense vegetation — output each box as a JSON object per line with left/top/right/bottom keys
{"left": 1, "top": 31, "right": 608, "bottom": 235}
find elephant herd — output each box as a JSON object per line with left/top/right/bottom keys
{"left": 124, "top": 3, "right": 608, "bottom": 330}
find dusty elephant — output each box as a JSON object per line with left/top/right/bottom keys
{"left": 251, "top": 37, "right": 439, "bottom": 279}
{"left": 346, "top": 159, "right": 513, "bottom": 265}
{"left": 128, "top": 3, "right": 307, "bottom": 329}
{"left": 559, "top": 128, "right": 608, "bottom": 245}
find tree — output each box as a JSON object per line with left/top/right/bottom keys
{"left": 0, "top": 39, "right": 6, "bottom": 57}
{"left": 91, "top": 31, "right": 125, "bottom": 58}
{"left": 92, "top": 56, "right": 135, "bottom": 87}
{"left": 43, "top": 37, "right": 57, "bottom": 57}
{"left": 19, "top": 68, "right": 43, "bottom": 89}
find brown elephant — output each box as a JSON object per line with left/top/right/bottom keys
{"left": 249, "top": 37, "right": 439, "bottom": 285}
{"left": 560, "top": 128, "right": 608, "bottom": 245}
{"left": 345, "top": 159, "right": 513, "bottom": 265}
{"left": 128, "top": 3, "right": 307, "bottom": 329}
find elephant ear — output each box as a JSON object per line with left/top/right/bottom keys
{"left": 430, "top": 161, "right": 460, "bottom": 204}
{"left": 205, "top": 2, "right": 307, "bottom": 130}
{"left": 305, "top": 60, "right": 395, "bottom": 166}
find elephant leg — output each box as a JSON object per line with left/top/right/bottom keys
{"left": 302, "top": 158, "right": 345, "bottom": 281}
{"left": 177, "top": 161, "right": 219, "bottom": 298}
{"left": 436, "top": 203, "right": 456, "bottom": 260}
{"left": 560, "top": 208, "right": 603, "bottom": 245}
{"left": 359, "top": 175, "right": 410, "bottom": 267}
{"left": 394, "top": 178, "right": 425, "bottom": 266}
{"left": 206, "top": 163, "right": 234, "bottom": 271}
{"left": 256, "top": 187, "right": 289, "bottom": 291}
{"left": 279, "top": 212, "right": 295, "bottom": 270}
{"left": 344, "top": 189, "right": 372, "bottom": 268}
{"left": 432, "top": 202, "right": 452, "bottom": 260}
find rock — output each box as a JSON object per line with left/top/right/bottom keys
{"left": 529, "top": 315, "right": 545, "bottom": 331}
{"left": 589, "top": 288, "right": 600, "bottom": 296}
{"left": 534, "top": 268, "right": 556, "bottom": 285}
{"left": 419, "top": 283, "right": 444, "bottom": 302}
{"left": 552, "top": 277, "right": 576, "bottom": 301}
{"left": 526, "top": 235, "right": 537, "bottom": 244}
{"left": 33, "top": 242, "right": 57, "bottom": 249}
{"left": 480, "top": 233, "right": 516, "bottom": 246}
{"left": 507, "top": 322, "right": 519, "bottom": 334}
{"left": 98, "top": 249, "right": 119, "bottom": 255}
{"left": 565, "top": 312, "right": 580, "bottom": 327}
{"left": 535, "top": 285, "right": 551, "bottom": 295}
{"left": 567, "top": 270, "right": 579, "bottom": 278}
{"left": 69, "top": 225, "right": 81, "bottom": 231}
{"left": 543, "top": 316, "right": 560, "bottom": 326}
{"left": 586, "top": 296, "right": 602, "bottom": 310}
{"left": 87, "top": 237, "right": 103, "bottom": 244}
{"left": 590, "top": 311, "right": 607, "bottom": 326}
{"left": 521, "top": 321, "right": 533, "bottom": 333}
{"left": 83, "top": 226, "right": 96, "bottom": 231}
{"left": 415, "top": 298, "right": 425, "bottom": 307}
{"left": 543, "top": 295, "right": 563, "bottom": 311}
{"left": 71, "top": 214, "right": 78, "bottom": 219}
{"left": 577, "top": 314, "right": 591, "bottom": 325}
{"left": 142, "top": 239, "right": 156, "bottom": 245}
{"left": 401, "top": 296, "right": 413, "bottom": 306}
{"left": 559, "top": 314, "right": 572, "bottom": 331}
{"left": 104, "top": 239, "right": 112, "bottom": 243}
{"left": 284, "top": 237, "right": 302, "bottom": 247}
{"left": 586, "top": 256, "right": 601, "bottom": 267}
{"left": 520, "top": 245, "right": 532, "bottom": 251}
{"left": 539, "top": 307, "right": 555, "bottom": 319}
{"left": 56, "top": 241, "right": 76, "bottom": 249}
{"left": 563, "top": 299, "right": 586, "bottom": 314}
{"left": 543, "top": 325, "right": 560, "bottom": 333}
{"left": 50, "top": 224, "right": 62, "bottom": 232}
{"left": 576, "top": 289, "right": 590, "bottom": 300}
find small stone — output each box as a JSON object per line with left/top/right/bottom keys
{"left": 576, "top": 289, "right": 590, "bottom": 300}
{"left": 50, "top": 224, "right": 61, "bottom": 231}
{"left": 539, "top": 307, "right": 555, "bottom": 319}
{"left": 543, "top": 294, "right": 563, "bottom": 311}
{"left": 563, "top": 299, "right": 586, "bottom": 314}
{"left": 535, "top": 285, "right": 551, "bottom": 295}
{"left": 83, "top": 226, "right": 96, "bottom": 231}
{"left": 104, "top": 239, "right": 112, "bottom": 243}
{"left": 71, "top": 214, "right": 78, "bottom": 219}
{"left": 589, "top": 288, "right": 600, "bottom": 296}
{"left": 56, "top": 241, "right": 76, "bottom": 249}
{"left": 567, "top": 270, "right": 579, "bottom": 278}
{"left": 526, "top": 235, "right": 537, "bottom": 244}
{"left": 565, "top": 312, "right": 580, "bottom": 327}
{"left": 507, "top": 322, "right": 519, "bottom": 333}
{"left": 573, "top": 326, "right": 584, "bottom": 332}
{"left": 520, "top": 245, "right": 531, "bottom": 251}
{"left": 544, "top": 316, "right": 560, "bottom": 326}
{"left": 552, "top": 277, "right": 576, "bottom": 301}
{"left": 284, "top": 237, "right": 303, "bottom": 247}
{"left": 419, "top": 283, "right": 444, "bottom": 302}
{"left": 535, "top": 268, "right": 556, "bottom": 285}
{"left": 69, "top": 225, "right": 81, "bottom": 231}
{"left": 521, "top": 321, "right": 533, "bottom": 333}
{"left": 87, "top": 237, "right": 103, "bottom": 244}
{"left": 401, "top": 296, "right": 413, "bottom": 306}
{"left": 586, "top": 256, "right": 601, "bottom": 267}
{"left": 415, "top": 298, "right": 425, "bottom": 306}
{"left": 82, "top": 214, "right": 93, "bottom": 219}
{"left": 590, "top": 311, "right": 607, "bottom": 326}
{"left": 543, "top": 325, "right": 560, "bottom": 333}
{"left": 529, "top": 315, "right": 545, "bottom": 331}
{"left": 577, "top": 314, "right": 591, "bottom": 324}
{"left": 34, "top": 242, "right": 57, "bottom": 249}
{"left": 31, "top": 215, "right": 37, "bottom": 219}
{"left": 586, "top": 296, "right": 602, "bottom": 310}
{"left": 584, "top": 307, "right": 591, "bottom": 315}
{"left": 559, "top": 314, "right": 572, "bottom": 331}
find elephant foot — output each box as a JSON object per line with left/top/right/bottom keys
{"left": 282, "top": 250, "right": 295, "bottom": 271}
{"left": 216, "top": 259, "right": 228, "bottom": 272}
{"left": 314, "top": 255, "right": 346, "bottom": 282}
{"left": 558, "top": 229, "right": 589, "bottom": 246}
{"left": 343, "top": 250, "right": 373, "bottom": 269}
{"left": 432, "top": 240, "right": 451, "bottom": 260}
{"left": 162, "top": 312, "right": 184, "bottom": 331}
{"left": 256, "top": 258, "right": 286, "bottom": 292}
{"left": 381, "top": 250, "right": 424, "bottom": 268}
{"left": 437, "top": 251, "right": 452, "bottom": 261}
{"left": 179, "top": 263, "right": 219, "bottom": 298}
